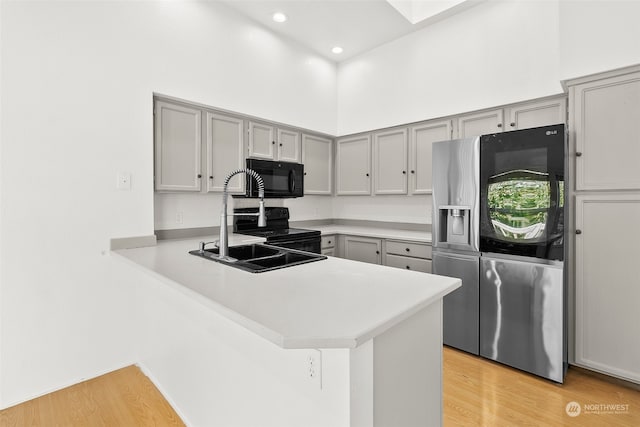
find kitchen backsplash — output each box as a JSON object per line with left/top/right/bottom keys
{"left": 154, "top": 193, "right": 432, "bottom": 231}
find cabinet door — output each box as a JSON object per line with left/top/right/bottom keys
{"left": 457, "top": 109, "right": 503, "bottom": 138}
{"left": 506, "top": 97, "right": 566, "bottom": 131}
{"left": 248, "top": 121, "right": 275, "bottom": 160}
{"left": 336, "top": 135, "right": 371, "bottom": 195}
{"left": 344, "top": 236, "right": 381, "bottom": 264}
{"left": 572, "top": 72, "right": 640, "bottom": 190}
{"left": 575, "top": 195, "right": 640, "bottom": 383}
{"left": 302, "top": 134, "right": 333, "bottom": 195}
{"left": 154, "top": 101, "right": 202, "bottom": 191}
{"left": 409, "top": 120, "right": 452, "bottom": 194}
{"left": 277, "top": 128, "right": 301, "bottom": 162}
{"left": 373, "top": 128, "right": 408, "bottom": 195}
{"left": 206, "top": 113, "right": 245, "bottom": 193}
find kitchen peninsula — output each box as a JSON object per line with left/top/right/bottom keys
{"left": 114, "top": 234, "right": 460, "bottom": 427}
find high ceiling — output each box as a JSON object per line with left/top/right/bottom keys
{"left": 221, "top": 0, "right": 483, "bottom": 62}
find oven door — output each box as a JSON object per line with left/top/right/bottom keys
{"left": 480, "top": 124, "right": 565, "bottom": 261}
{"left": 268, "top": 237, "right": 321, "bottom": 254}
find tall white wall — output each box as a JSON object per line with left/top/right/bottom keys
{"left": 0, "top": 0, "right": 336, "bottom": 408}
{"left": 558, "top": 0, "right": 640, "bottom": 80}
{"left": 337, "top": 0, "right": 562, "bottom": 135}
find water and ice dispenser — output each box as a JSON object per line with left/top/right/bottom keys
{"left": 437, "top": 205, "right": 471, "bottom": 246}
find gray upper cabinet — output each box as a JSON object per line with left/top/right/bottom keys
{"left": 570, "top": 70, "right": 640, "bottom": 191}
{"left": 248, "top": 121, "right": 276, "bottom": 160}
{"left": 455, "top": 96, "right": 567, "bottom": 139}
{"left": 154, "top": 101, "right": 202, "bottom": 192}
{"left": 373, "top": 128, "right": 408, "bottom": 195}
{"left": 409, "top": 119, "right": 452, "bottom": 194}
{"left": 302, "top": 134, "right": 333, "bottom": 195}
{"left": 336, "top": 134, "right": 371, "bottom": 195}
{"left": 248, "top": 121, "right": 301, "bottom": 163}
{"left": 505, "top": 97, "right": 566, "bottom": 131}
{"left": 206, "top": 112, "right": 245, "bottom": 193}
{"left": 456, "top": 109, "right": 503, "bottom": 138}
{"left": 277, "top": 128, "right": 301, "bottom": 163}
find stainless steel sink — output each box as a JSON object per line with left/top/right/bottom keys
{"left": 200, "top": 244, "right": 281, "bottom": 260}
{"left": 189, "top": 243, "right": 326, "bottom": 273}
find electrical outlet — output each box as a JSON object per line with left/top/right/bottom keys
{"left": 175, "top": 212, "right": 184, "bottom": 224}
{"left": 307, "top": 350, "right": 322, "bottom": 389}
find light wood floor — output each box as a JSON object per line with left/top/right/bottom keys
{"left": 0, "top": 365, "right": 184, "bottom": 427}
{"left": 1, "top": 349, "right": 639, "bottom": 426}
{"left": 443, "top": 347, "right": 640, "bottom": 426}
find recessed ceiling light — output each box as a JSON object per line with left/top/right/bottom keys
{"left": 332, "top": 46, "right": 344, "bottom": 54}
{"left": 272, "top": 12, "right": 287, "bottom": 23}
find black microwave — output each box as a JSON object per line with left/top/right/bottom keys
{"left": 245, "top": 158, "right": 304, "bottom": 198}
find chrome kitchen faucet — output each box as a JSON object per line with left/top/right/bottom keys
{"left": 217, "top": 168, "right": 266, "bottom": 260}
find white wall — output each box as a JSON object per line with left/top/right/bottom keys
{"left": 558, "top": 0, "right": 640, "bottom": 81}
{"left": 0, "top": 0, "right": 336, "bottom": 408}
{"left": 337, "top": 0, "right": 562, "bottom": 135}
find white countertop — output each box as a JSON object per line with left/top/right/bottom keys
{"left": 311, "top": 225, "right": 432, "bottom": 243}
{"left": 113, "top": 234, "right": 458, "bottom": 350}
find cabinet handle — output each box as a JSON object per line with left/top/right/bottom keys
{"left": 576, "top": 152, "right": 583, "bottom": 157}
{"left": 375, "top": 250, "right": 380, "bottom": 255}
{"left": 209, "top": 175, "right": 213, "bottom": 180}
{"left": 411, "top": 170, "right": 415, "bottom": 174}
{"left": 279, "top": 143, "right": 283, "bottom": 147}
{"left": 406, "top": 266, "right": 411, "bottom": 270}
{"left": 402, "top": 170, "right": 406, "bottom": 174}
{"left": 304, "top": 172, "right": 307, "bottom": 176}
{"left": 366, "top": 173, "right": 370, "bottom": 177}
{"left": 510, "top": 122, "right": 516, "bottom": 127}
{"left": 405, "top": 248, "right": 410, "bottom": 252}
{"left": 497, "top": 123, "right": 503, "bottom": 128}
{"left": 272, "top": 141, "right": 275, "bottom": 145}
{"left": 197, "top": 174, "right": 202, "bottom": 178}
{"left": 576, "top": 229, "right": 582, "bottom": 235}
{"left": 328, "top": 240, "right": 332, "bottom": 244}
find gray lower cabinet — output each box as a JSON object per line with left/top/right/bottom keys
{"left": 574, "top": 194, "right": 640, "bottom": 383}
{"left": 383, "top": 240, "right": 432, "bottom": 273}
{"left": 321, "top": 234, "right": 336, "bottom": 257}
{"left": 342, "top": 236, "right": 382, "bottom": 264}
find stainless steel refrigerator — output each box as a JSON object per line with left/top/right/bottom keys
{"left": 432, "top": 124, "right": 567, "bottom": 383}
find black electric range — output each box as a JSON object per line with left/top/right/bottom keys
{"left": 233, "top": 207, "right": 321, "bottom": 254}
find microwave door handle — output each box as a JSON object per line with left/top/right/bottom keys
{"left": 289, "top": 170, "right": 295, "bottom": 193}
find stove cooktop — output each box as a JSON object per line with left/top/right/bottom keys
{"left": 233, "top": 207, "right": 320, "bottom": 242}
{"left": 236, "top": 227, "right": 320, "bottom": 242}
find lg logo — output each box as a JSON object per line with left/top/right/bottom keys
{"left": 546, "top": 130, "right": 558, "bottom": 136}
{"left": 565, "top": 401, "right": 581, "bottom": 417}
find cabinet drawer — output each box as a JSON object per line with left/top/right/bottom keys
{"left": 385, "top": 254, "right": 432, "bottom": 273}
{"left": 386, "top": 240, "right": 432, "bottom": 259}
{"left": 322, "top": 248, "right": 335, "bottom": 256}
{"left": 321, "top": 235, "right": 336, "bottom": 249}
